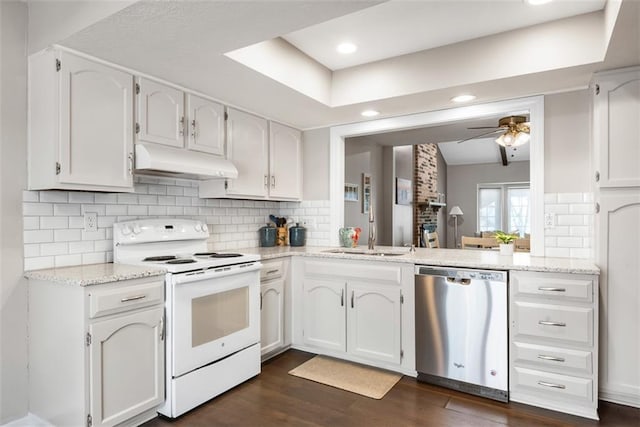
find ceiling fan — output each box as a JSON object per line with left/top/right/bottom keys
{"left": 458, "top": 115, "right": 531, "bottom": 147}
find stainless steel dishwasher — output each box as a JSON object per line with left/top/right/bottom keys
{"left": 415, "top": 265, "right": 508, "bottom": 402}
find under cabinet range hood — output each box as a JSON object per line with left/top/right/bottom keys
{"left": 135, "top": 144, "right": 238, "bottom": 180}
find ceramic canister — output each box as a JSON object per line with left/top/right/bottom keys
{"left": 259, "top": 224, "right": 277, "bottom": 247}
{"left": 289, "top": 223, "right": 306, "bottom": 246}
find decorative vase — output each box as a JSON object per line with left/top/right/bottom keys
{"left": 499, "top": 243, "right": 514, "bottom": 255}
{"left": 339, "top": 227, "right": 362, "bottom": 248}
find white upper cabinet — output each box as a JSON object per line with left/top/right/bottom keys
{"left": 186, "top": 94, "right": 225, "bottom": 156}
{"left": 199, "top": 111, "right": 303, "bottom": 201}
{"left": 136, "top": 78, "right": 184, "bottom": 148}
{"left": 224, "top": 108, "right": 270, "bottom": 198}
{"left": 29, "top": 50, "right": 134, "bottom": 192}
{"left": 269, "top": 122, "right": 303, "bottom": 200}
{"left": 593, "top": 68, "right": 640, "bottom": 188}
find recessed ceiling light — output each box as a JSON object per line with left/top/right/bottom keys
{"left": 337, "top": 42, "right": 357, "bottom": 54}
{"left": 451, "top": 94, "right": 476, "bottom": 103}
{"left": 526, "top": 0, "right": 553, "bottom": 5}
{"left": 361, "top": 110, "right": 379, "bottom": 117}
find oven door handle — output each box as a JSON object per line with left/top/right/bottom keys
{"left": 172, "top": 262, "right": 262, "bottom": 285}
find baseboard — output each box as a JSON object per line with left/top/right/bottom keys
{"left": 599, "top": 390, "right": 640, "bottom": 408}
{"left": 1, "top": 413, "right": 54, "bottom": 426}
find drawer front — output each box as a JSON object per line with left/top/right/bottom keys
{"left": 512, "top": 301, "right": 593, "bottom": 346}
{"left": 512, "top": 341, "right": 593, "bottom": 374}
{"left": 512, "top": 366, "right": 593, "bottom": 402}
{"left": 88, "top": 280, "right": 164, "bottom": 318}
{"left": 511, "top": 271, "right": 594, "bottom": 302}
{"left": 261, "top": 260, "right": 284, "bottom": 281}
{"left": 304, "top": 259, "right": 401, "bottom": 284}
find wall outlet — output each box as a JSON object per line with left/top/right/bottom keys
{"left": 84, "top": 212, "right": 98, "bottom": 232}
{"left": 544, "top": 212, "right": 555, "bottom": 228}
{"left": 303, "top": 218, "right": 316, "bottom": 230}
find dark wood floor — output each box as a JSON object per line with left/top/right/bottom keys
{"left": 144, "top": 350, "right": 640, "bottom": 427}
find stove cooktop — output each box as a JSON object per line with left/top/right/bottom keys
{"left": 132, "top": 252, "right": 261, "bottom": 273}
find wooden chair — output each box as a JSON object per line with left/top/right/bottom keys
{"left": 425, "top": 232, "right": 440, "bottom": 248}
{"left": 461, "top": 236, "right": 500, "bottom": 249}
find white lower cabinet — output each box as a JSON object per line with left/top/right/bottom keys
{"left": 260, "top": 259, "right": 291, "bottom": 359}
{"left": 28, "top": 277, "right": 165, "bottom": 427}
{"left": 509, "top": 270, "right": 599, "bottom": 420}
{"left": 294, "top": 258, "right": 413, "bottom": 372}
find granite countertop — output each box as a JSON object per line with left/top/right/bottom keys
{"left": 240, "top": 246, "right": 600, "bottom": 275}
{"left": 24, "top": 263, "right": 167, "bottom": 286}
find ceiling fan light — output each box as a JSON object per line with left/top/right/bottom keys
{"left": 496, "top": 131, "right": 515, "bottom": 147}
{"left": 513, "top": 131, "right": 530, "bottom": 147}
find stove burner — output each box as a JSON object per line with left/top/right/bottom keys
{"left": 143, "top": 255, "right": 177, "bottom": 262}
{"left": 209, "top": 253, "right": 242, "bottom": 258}
{"left": 166, "top": 258, "right": 197, "bottom": 265}
{"left": 194, "top": 252, "right": 218, "bottom": 256}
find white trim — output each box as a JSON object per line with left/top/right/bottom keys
{"left": 329, "top": 96, "right": 545, "bottom": 256}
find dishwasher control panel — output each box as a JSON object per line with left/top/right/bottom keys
{"left": 415, "top": 266, "right": 506, "bottom": 283}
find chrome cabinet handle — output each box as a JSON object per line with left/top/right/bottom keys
{"left": 128, "top": 152, "right": 134, "bottom": 175}
{"left": 351, "top": 290, "right": 354, "bottom": 308}
{"left": 266, "top": 269, "right": 279, "bottom": 275}
{"left": 537, "top": 380, "right": 566, "bottom": 389}
{"left": 538, "top": 287, "right": 566, "bottom": 292}
{"left": 121, "top": 294, "right": 146, "bottom": 303}
{"left": 260, "top": 292, "right": 263, "bottom": 310}
{"left": 264, "top": 175, "right": 268, "bottom": 188}
{"left": 538, "top": 320, "right": 566, "bottom": 327}
{"left": 179, "top": 116, "right": 185, "bottom": 136}
{"left": 271, "top": 175, "right": 276, "bottom": 188}
{"left": 160, "top": 313, "right": 165, "bottom": 341}
{"left": 191, "top": 119, "right": 197, "bottom": 139}
{"left": 538, "top": 354, "right": 566, "bottom": 362}
{"left": 340, "top": 289, "right": 344, "bottom": 307}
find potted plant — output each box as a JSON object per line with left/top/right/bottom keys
{"left": 494, "top": 230, "right": 519, "bottom": 255}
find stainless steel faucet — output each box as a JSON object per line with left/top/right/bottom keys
{"left": 368, "top": 201, "right": 376, "bottom": 250}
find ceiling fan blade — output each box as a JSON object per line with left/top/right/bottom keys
{"left": 457, "top": 128, "right": 505, "bottom": 143}
{"left": 467, "top": 126, "right": 501, "bottom": 130}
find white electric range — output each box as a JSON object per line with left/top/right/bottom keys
{"left": 113, "top": 218, "right": 261, "bottom": 418}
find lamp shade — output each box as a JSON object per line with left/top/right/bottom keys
{"left": 449, "top": 206, "right": 463, "bottom": 216}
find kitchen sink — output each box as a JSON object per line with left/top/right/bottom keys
{"left": 323, "top": 249, "right": 406, "bottom": 257}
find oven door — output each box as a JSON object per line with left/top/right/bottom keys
{"left": 171, "top": 263, "right": 261, "bottom": 378}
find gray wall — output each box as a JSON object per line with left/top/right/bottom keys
{"left": 392, "top": 145, "right": 413, "bottom": 246}
{"left": 344, "top": 138, "right": 388, "bottom": 245}
{"left": 302, "top": 127, "right": 330, "bottom": 200}
{"left": 446, "top": 161, "right": 530, "bottom": 248}
{"left": 544, "top": 89, "right": 590, "bottom": 193}
{"left": 1, "top": 1, "right": 28, "bottom": 423}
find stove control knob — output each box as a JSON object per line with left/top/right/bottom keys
{"left": 194, "top": 223, "right": 203, "bottom": 232}
{"left": 121, "top": 225, "right": 132, "bottom": 236}
{"left": 132, "top": 224, "right": 142, "bottom": 235}
{"left": 201, "top": 224, "right": 208, "bottom": 233}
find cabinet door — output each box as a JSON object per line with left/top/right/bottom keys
{"left": 226, "top": 108, "right": 269, "bottom": 198}
{"left": 593, "top": 69, "right": 640, "bottom": 188}
{"left": 137, "top": 78, "right": 184, "bottom": 148}
{"left": 186, "top": 94, "right": 224, "bottom": 156}
{"left": 88, "top": 306, "right": 164, "bottom": 427}
{"left": 597, "top": 189, "right": 640, "bottom": 405}
{"left": 260, "top": 279, "right": 284, "bottom": 356}
{"left": 269, "top": 122, "right": 302, "bottom": 200}
{"left": 347, "top": 282, "right": 401, "bottom": 364}
{"left": 302, "top": 278, "right": 346, "bottom": 352}
{"left": 59, "top": 53, "right": 133, "bottom": 189}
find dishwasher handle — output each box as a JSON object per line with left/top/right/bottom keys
{"left": 415, "top": 266, "right": 506, "bottom": 283}
{"left": 446, "top": 277, "right": 471, "bottom": 285}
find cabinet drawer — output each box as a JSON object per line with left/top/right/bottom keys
{"left": 261, "top": 260, "right": 284, "bottom": 281}
{"left": 511, "top": 272, "right": 593, "bottom": 302}
{"left": 88, "top": 280, "right": 164, "bottom": 318}
{"left": 304, "top": 260, "right": 401, "bottom": 284}
{"left": 512, "top": 302, "right": 593, "bottom": 346}
{"left": 512, "top": 367, "right": 593, "bottom": 403}
{"left": 512, "top": 341, "right": 593, "bottom": 375}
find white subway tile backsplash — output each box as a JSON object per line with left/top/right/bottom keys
{"left": 97, "top": 216, "right": 117, "bottom": 229}
{"left": 544, "top": 204, "right": 569, "bottom": 214}
{"left": 82, "top": 229, "right": 106, "bottom": 241}
{"left": 166, "top": 206, "right": 184, "bottom": 216}
{"left": 40, "top": 216, "right": 68, "bottom": 229}
{"left": 95, "top": 193, "right": 117, "bottom": 204}
{"left": 24, "top": 230, "right": 54, "bottom": 244}
{"left": 24, "top": 256, "right": 54, "bottom": 271}
{"left": 54, "top": 229, "right": 82, "bottom": 242}
{"left": 569, "top": 204, "right": 594, "bottom": 215}
{"left": 53, "top": 203, "right": 80, "bottom": 216}
{"left": 543, "top": 193, "right": 557, "bottom": 204}
{"left": 544, "top": 192, "right": 594, "bottom": 259}
{"left": 69, "top": 216, "right": 84, "bottom": 229}
{"left": 40, "top": 242, "right": 68, "bottom": 256}
{"left": 68, "top": 192, "right": 95, "bottom": 204}
{"left": 23, "top": 217, "right": 39, "bottom": 230}
{"left": 39, "top": 191, "right": 68, "bottom": 203}
{"left": 24, "top": 244, "right": 40, "bottom": 257}
{"left": 128, "top": 205, "right": 148, "bottom": 216}
{"left": 148, "top": 184, "right": 167, "bottom": 195}
{"left": 167, "top": 186, "right": 183, "bottom": 196}
{"left": 557, "top": 193, "right": 584, "bottom": 204}
{"left": 94, "top": 240, "right": 112, "bottom": 252}
{"left": 148, "top": 206, "right": 168, "bottom": 216}
{"left": 55, "top": 254, "right": 82, "bottom": 267}
{"left": 23, "top": 202, "right": 53, "bottom": 216}
{"left": 117, "top": 194, "right": 138, "bottom": 205}
{"left": 106, "top": 204, "right": 128, "bottom": 216}
{"left": 23, "top": 191, "right": 39, "bottom": 202}
{"left": 81, "top": 204, "right": 106, "bottom": 215}
{"left": 83, "top": 252, "right": 107, "bottom": 265}
{"left": 68, "top": 241, "right": 94, "bottom": 254}
{"left": 556, "top": 215, "right": 585, "bottom": 226}
{"left": 557, "top": 237, "right": 583, "bottom": 248}
{"left": 138, "top": 195, "right": 158, "bottom": 205}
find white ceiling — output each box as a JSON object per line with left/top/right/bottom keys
{"left": 283, "top": 0, "right": 606, "bottom": 70}
{"left": 51, "top": 0, "right": 640, "bottom": 129}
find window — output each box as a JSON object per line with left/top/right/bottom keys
{"left": 478, "top": 183, "right": 530, "bottom": 236}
